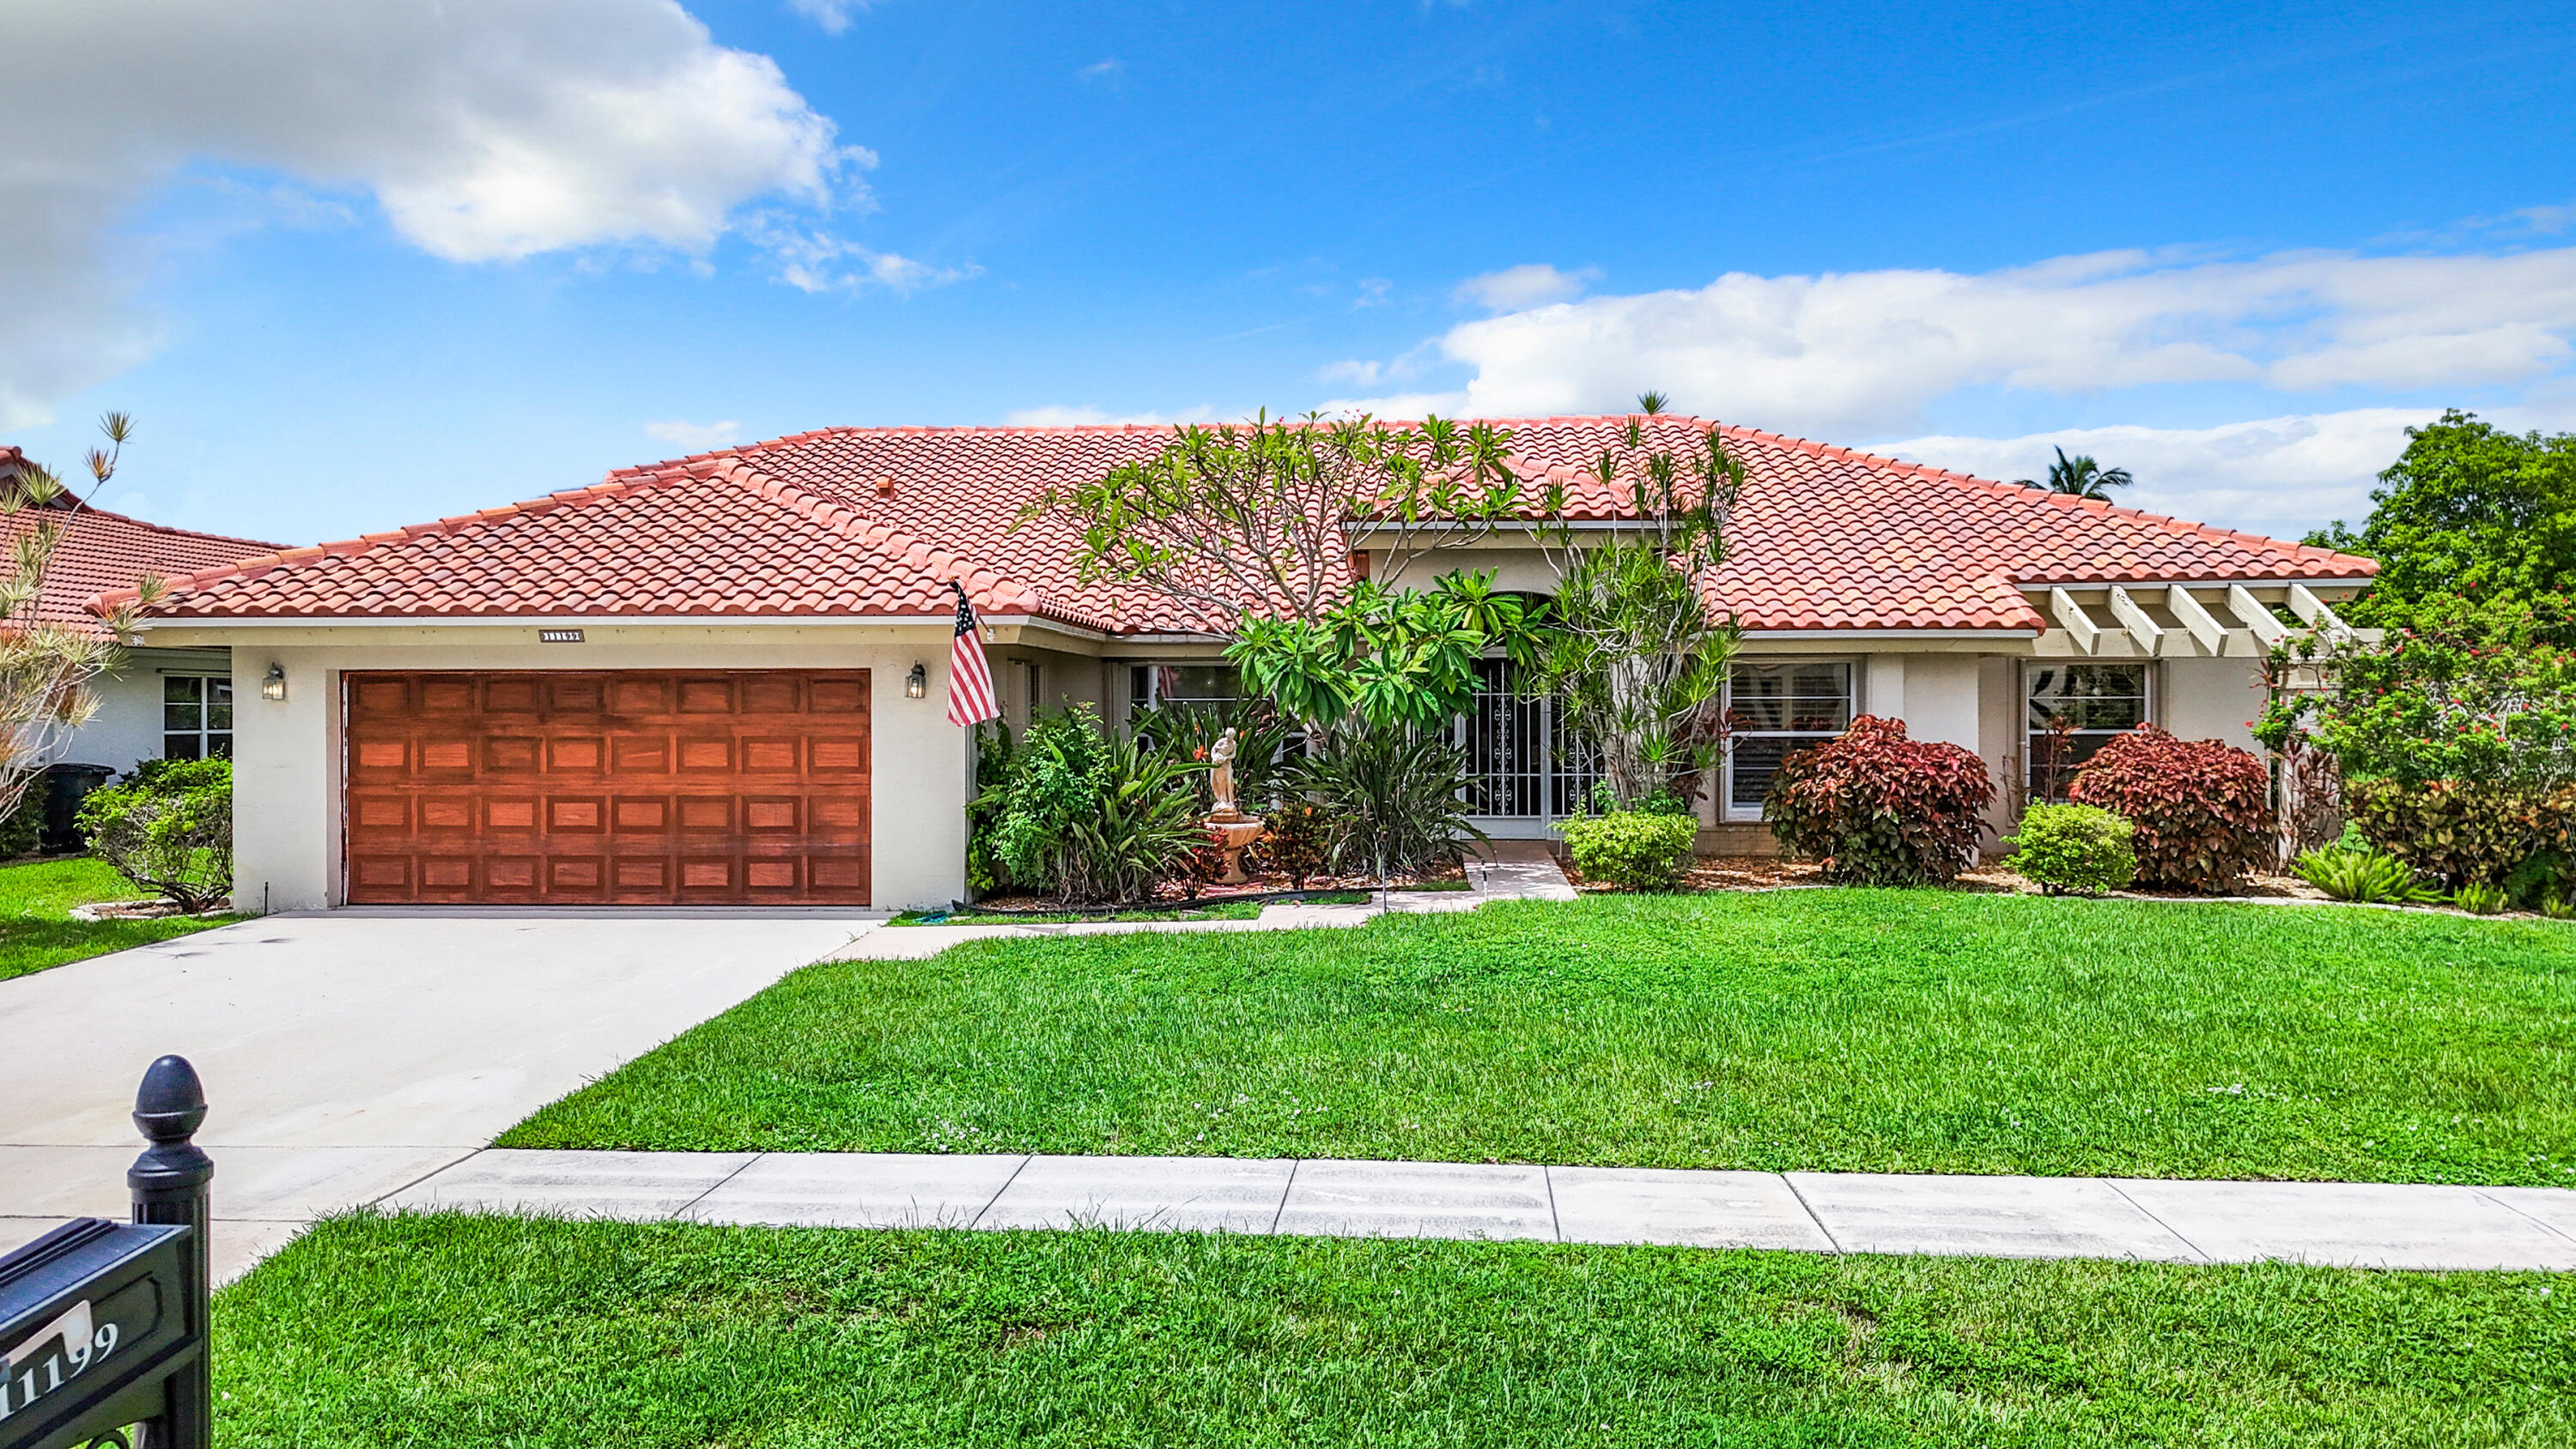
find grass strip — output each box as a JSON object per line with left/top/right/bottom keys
{"left": 0, "top": 855, "right": 239, "bottom": 983}
{"left": 215, "top": 1213, "right": 2575, "bottom": 1447}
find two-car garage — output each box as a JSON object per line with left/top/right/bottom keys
{"left": 341, "top": 669, "right": 872, "bottom": 905}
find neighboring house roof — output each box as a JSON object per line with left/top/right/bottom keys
{"left": 0, "top": 457, "right": 281, "bottom": 638}
{"left": 108, "top": 417, "right": 2374, "bottom": 635}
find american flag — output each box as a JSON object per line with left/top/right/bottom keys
{"left": 945, "top": 581, "right": 999, "bottom": 727}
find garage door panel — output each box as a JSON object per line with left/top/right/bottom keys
{"left": 345, "top": 670, "right": 869, "bottom": 904}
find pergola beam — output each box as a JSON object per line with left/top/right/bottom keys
{"left": 2048, "top": 586, "right": 2102, "bottom": 655}
{"left": 2106, "top": 585, "right": 2166, "bottom": 654}
{"left": 2287, "top": 583, "right": 2352, "bottom": 642}
{"left": 2227, "top": 583, "right": 2291, "bottom": 647}
{"left": 2166, "top": 585, "right": 2226, "bottom": 654}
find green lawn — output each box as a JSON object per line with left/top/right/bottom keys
{"left": 0, "top": 855, "right": 239, "bottom": 983}
{"left": 214, "top": 1213, "right": 2574, "bottom": 1447}
{"left": 501, "top": 892, "right": 2576, "bottom": 1186}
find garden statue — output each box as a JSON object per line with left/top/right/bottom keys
{"left": 1210, "top": 727, "right": 1240, "bottom": 819}
{"left": 1203, "top": 725, "right": 1262, "bottom": 883}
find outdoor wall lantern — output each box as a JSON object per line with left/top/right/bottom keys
{"left": 906, "top": 662, "right": 927, "bottom": 699}
{"left": 260, "top": 663, "right": 287, "bottom": 702}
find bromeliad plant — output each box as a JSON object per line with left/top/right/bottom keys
{"left": 1530, "top": 399, "right": 1746, "bottom": 809}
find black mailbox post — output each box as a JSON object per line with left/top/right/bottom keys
{"left": 0, "top": 1057, "right": 213, "bottom": 1449}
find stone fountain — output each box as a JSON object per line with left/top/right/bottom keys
{"left": 1204, "top": 726, "right": 1265, "bottom": 885}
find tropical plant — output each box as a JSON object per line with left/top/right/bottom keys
{"left": 2293, "top": 825, "right": 2441, "bottom": 904}
{"left": 0, "top": 414, "right": 164, "bottom": 825}
{"left": 2007, "top": 803, "right": 2136, "bottom": 895}
{"left": 76, "top": 757, "right": 231, "bottom": 911}
{"left": 1764, "top": 715, "right": 1994, "bottom": 885}
{"left": 2543, "top": 892, "right": 2575, "bottom": 920}
{"left": 2452, "top": 881, "right": 2512, "bottom": 916}
{"left": 2015, "top": 446, "right": 2134, "bottom": 501}
{"left": 1021, "top": 411, "right": 1529, "bottom": 627}
{"left": 2306, "top": 410, "right": 2576, "bottom": 620}
{"left": 1530, "top": 400, "right": 1746, "bottom": 808}
{"left": 1558, "top": 809, "right": 1698, "bottom": 890}
{"left": 979, "top": 707, "right": 1208, "bottom": 903}
{"left": 1054, "top": 727, "right": 1210, "bottom": 903}
{"left": 1262, "top": 800, "right": 1336, "bottom": 890}
{"left": 1291, "top": 729, "right": 1484, "bottom": 888}
{"left": 966, "top": 719, "right": 1019, "bottom": 894}
{"left": 2069, "top": 727, "right": 2275, "bottom": 891}
{"left": 1131, "top": 696, "right": 1294, "bottom": 813}
{"left": 1228, "top": 572, "right": 1536, "bottom": 741}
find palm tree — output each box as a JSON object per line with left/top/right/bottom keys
{"left": 2016, "top": 446, "right": 2133, "bottom": 501}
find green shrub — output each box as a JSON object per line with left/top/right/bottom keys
{"left": 975, "top": 709, "right": 1207, "bottom": 904}
{"left": 1262, "top": 801, "right": 1336, "bottom": 890}
{"left": 2453, "top": 881, "right": 2512, "bottom": 916}
{"left": 0, "top": 788, "right": 43, "bottom": 860}
{"left": 2293, "top": 830, "right": 2443, "bottom": 904}
{"left": 1558, "top": 810, "right": 1699, "bottom": 890}
{"left": 2543, "top": 892, "right": 2575, "bottom": 920}
{"left": 2068, "top": 726, "right": 2275, "bottom": 891}
{"left": 2006, "top": 804, "right": 2136, "bottom": 895}
{"left": 2343, "top": 776, "right": 2576, "bottom": 902}
{"left": 1764, "top": 715, "right": 1993, "bottom": 885}
{"left": 76, "top": 758, "right": 232, "bottom": 911}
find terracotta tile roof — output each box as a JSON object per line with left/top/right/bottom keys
{"left": 115, "top": 418, "right": 2373, "bottom": 635}
{"left": 0, "top": 487, "right": 281, "bottom": 639}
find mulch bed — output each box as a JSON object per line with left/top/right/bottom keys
{"left": 971, "top": 861, "right": 1470, "bottom": 915}
{"left": 1572, "top": 855, "right": 2336, "bottom": 904}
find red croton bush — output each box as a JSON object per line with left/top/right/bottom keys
{"left": 1764, "top": 715, "right": 1995, "bottom": 884}
{"left": 2068, "top": 725, "right": 2274, "bottom": 891}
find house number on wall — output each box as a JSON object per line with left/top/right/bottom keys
{"left": 0, "top": 1297, "right": 124, "bottom": 1422}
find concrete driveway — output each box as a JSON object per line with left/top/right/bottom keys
{"left": 0, "top": 912, "right": 874, "bottom": 1279}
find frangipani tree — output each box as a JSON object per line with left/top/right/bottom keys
{"left": 0, "top": 414, "right": 161, "bottom": 822}
{"left": 1024, "top": 411, "right": 1530, "bottom": 626}
{"left": 1530, "top": 398, "right": 1746, "bottom": 810}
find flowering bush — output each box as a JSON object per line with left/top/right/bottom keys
{"left": 2006, "top": 803, "right": 2136, "bottom": 895}
{"left": 2069, "top": 727, "right": 2274, "bottom": 891}
{"left": 2256, "top": 592, "right": 2576, "bottom": 788}
{"left": 1558, "top": 810, "right": 1700, "bottom": 890}
{"left": 1763, "top": 715, "right": 1993, "bottom": 885}
{"left": 1263, "top": 801, "right": 1335, "bottom": 890}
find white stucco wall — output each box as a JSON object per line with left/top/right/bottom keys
{"left": 173, "top": 624, "right": 969, "bottom": 913}
{"left": 63, "top": 647, "right": 235, "bottom": 777}
{"left": 2159, "top": 656, "right": 2269, "bottom": 752}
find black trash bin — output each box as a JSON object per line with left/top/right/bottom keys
{"left": 42, "top": 762, "right": 116, "bottom": 852}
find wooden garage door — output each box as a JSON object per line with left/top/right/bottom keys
{"left": 343, "top": 671, "right": 870, "bottom": 905}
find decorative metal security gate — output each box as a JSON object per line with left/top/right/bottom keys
{"left": 1458, "top": 660, "right": 1596, "bottom": 819}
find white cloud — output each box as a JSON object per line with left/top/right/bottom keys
{"left": 1880, "top": 409, "right": 2441, "bottom": 540}
{"left": 745, "top": 220, "right": 977, "bottom": 295}
{"left": 787, "top": 0, "right": 866, "bottom": 34}
{"left": 1453, "top": 263, "right": 1599, "bottom": 312}
{"left": 1357, "top": 247, "right": 2576, "bottom": 439}
{"left": 1003, "top": 405, "right": 1217, "bottom": 427}
{"left": 0, "top": 0, "right": 869, "bottom": 427}
{"left": 644, "top": 418, "right": 743, "bottom": 451}
{"left": 1078, "top": 58, "right": 1124, "bottom": 83}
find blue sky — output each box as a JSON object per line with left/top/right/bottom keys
{"left": 4, "top": 0, "right": 2573, "bottom": 547}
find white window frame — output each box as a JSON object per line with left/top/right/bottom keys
{"left": 1720, "top": 658, "right": 1858, "bottom": 822}
{"left": 161, "top": 673, "right": 234, "bottom": 761}
{"left": 2020, "top": 660, "right": 2158, "bottom": 801}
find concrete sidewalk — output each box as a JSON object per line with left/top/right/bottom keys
{"left": 356, "top": 1149, "right": 2576, "bottom": 1272}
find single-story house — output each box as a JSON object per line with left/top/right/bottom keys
{"left": 101, "top": 416, "right": 2374, "bottom": 912}
{"left": 0, "top": 446, "right": 277, "bottom": 819}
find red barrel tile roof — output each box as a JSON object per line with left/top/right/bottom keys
{"left": 0, "top": 497, "right": 281, "bottom": 640}
{"left": 111, "top": 417, "right": 2374, "bottom": 634}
